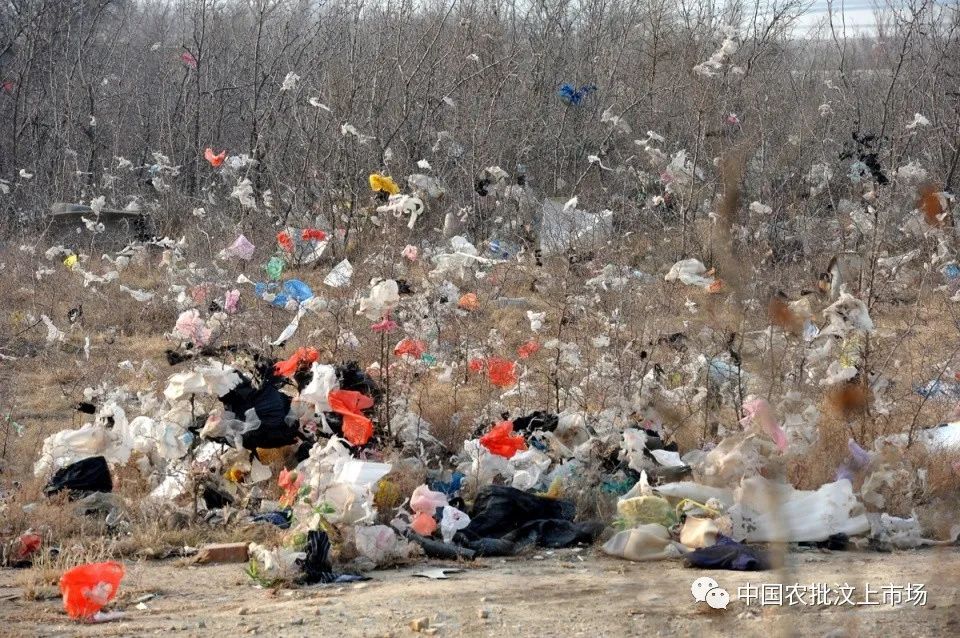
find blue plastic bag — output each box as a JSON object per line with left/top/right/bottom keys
{"left": 282, "top": 279, "right": 313, "bottom": 302}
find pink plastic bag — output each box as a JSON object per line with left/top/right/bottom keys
{"left": 410, "top": 484, "right": 448, "bottom": 514}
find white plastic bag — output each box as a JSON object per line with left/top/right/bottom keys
{"left": 440, "top": 506, "right": 471, "bottom": 543}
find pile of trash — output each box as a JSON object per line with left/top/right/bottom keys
{"left": 6, "top": 151, "right": 960, "bottom": 616}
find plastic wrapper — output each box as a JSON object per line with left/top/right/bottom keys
{"left": 298, "top": 363, "right": 338, "bottom": 413}
{"left": 355, "top": 525, "right": 415, "bottom": 564}
{"left": 508, "top": 449, "right": 552, "bottom": 490}
{"left": 324, "top": 259, "right": 353, "bottom": 287}
{"left": 247, "top": 543, "right": 305, "bottom": 581}
{"left": 617, "top": 495, "right": 676, "bottom": 527}
{"left": 410, "top": 484, "right": 448, "bottom": 513}
{"left": 223, "top": 235, "right": 255, "bottom": 260}
{"left": 664, "top": 259, "right": 714, "bottom": 287}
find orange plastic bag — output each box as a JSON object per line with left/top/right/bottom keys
{"left": 479, "top": 421, "right": 527, "bottom": 459}
{"left": 457, "top": 293, "right": 479, "bottom": 311}
{"left": 328, "top": 389, "right": 375, "bottom": 446}
{"left": 60, "top": 561, "right": 125, "bottom": 619}
{"left": 411, "top": 511, "right": 438, "bottom": 536}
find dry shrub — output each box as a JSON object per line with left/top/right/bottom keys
{"left": 414, "top": 380, "right": 487, "bottom": 452}
{"left": 907, "top": 447, "right": 960, "bottom": 539}
{"left": 788, "top": 411, "right": 851, "bottom": 489}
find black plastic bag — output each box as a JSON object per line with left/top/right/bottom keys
{"left": 220, "top": 376, "right": 297, "bottom": 450}
{"left": 684, "top": 534, "right": 770, "bottom": 571}
{"left": 202, "top": 484, "right": 235, "bottom": 509}
{"left": 512, "top": 411, "right": 559, "bottom": 433}
{"left": 504, "top": 519, "right": 604, "bottom": 549}
{"left": 298, "top": 530, "right": 368, "bottom": 584}
{"left": 44, "top": 456, "right": 112, "bottom": 498}
{"left": 461, "top": 485, "right": 575, "bottom": 540}
{"left": 454, "top": 486, "right": 601, "bottom": 555}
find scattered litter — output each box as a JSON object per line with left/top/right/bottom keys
{"left": 412, "top": 567, "right": 464, "bottom": 580}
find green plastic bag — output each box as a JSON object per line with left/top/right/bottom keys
{"left": 265, "top": 256, "right": 285, "bottom": 281}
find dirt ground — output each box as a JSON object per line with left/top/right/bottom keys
{"left": 0, "top": 547, "right": 957, "bottom": 637}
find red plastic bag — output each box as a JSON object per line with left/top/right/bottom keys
{"left": 479, "top": 421, "right": 527, "bottom": 458}
{"left": 274, "top": 347, "right": 319, "bottom": 378}
{"left": 60, "top": 561, "right": 125, "bottom": 619}
{"left": 393, "top": 338, "right": 427, "bottom": 359}
{"left": 486, "top": 358, "right": 517, "bottom": 387}
{"left": 328, "top": 389, "right": 375, "bottom": 446}
{"left": 13, "top": 533, "right": 41, "bottom": 561}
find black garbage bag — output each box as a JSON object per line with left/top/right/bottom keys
{"left": 454, "top": 485, "right": 601, "bottom": 554}
{"left": 512, "top": 411, "right": 559, "bottom": 433}
{"left": 800, "top": 533, "right": 849, "bottom": 551}
{"left": 684, "top": 534, "right": 770, "bottom": 571}
{"left": 297, "top": 530, "right": 369, "bottom": 584}
{"left": 44, "top": 456, "right": 112, "bottom": 498}
{"left": 461, "top": 485, "right": 575, "bottom": 540}
{"left": 504, "top": 519, "right": 605, "bottom": 549}
{"left": 220, "top": 376, "right": 297, "bottom": 450}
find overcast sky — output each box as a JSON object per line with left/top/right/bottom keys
{"left": 795, "top": 0, "right": 900, "bottom": 33}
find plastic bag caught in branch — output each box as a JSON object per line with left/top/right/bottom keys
{"left": 357, "top": 279, "right": 399, "bottom": 320}
{"left": 328, "top": 390, "right": 374, "bottom": 446}
{"left": 376, "top": 194, "right": 424, "bottom": 229}
{"left": 230, "top": 178, "right": 256, "bottom": 208}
